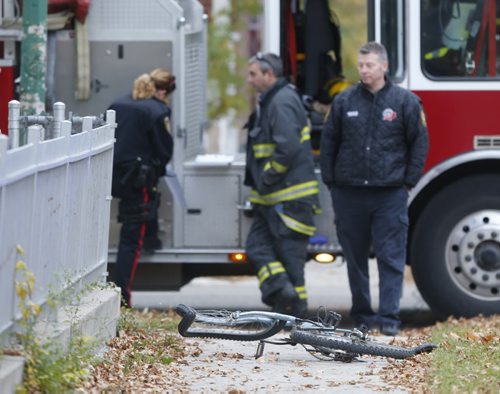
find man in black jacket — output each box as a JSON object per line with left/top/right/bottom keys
{"left": 320, "top": 42, "right": 429, "bottom": 335}
{"left": 110, "top": 71, "right": 175, "bottom": 306}
{"left": 245, "top": 53, "right": 319, "bottom": 318}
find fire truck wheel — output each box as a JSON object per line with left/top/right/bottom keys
{"left": 410, "top": 174, "right": 500, "bottom": 318}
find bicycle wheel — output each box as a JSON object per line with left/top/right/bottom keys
{"left": 290, "top": 328, "right": 436, "bottom": 359}
{"left": 175, "top": 304, "right": 287, "bottom": 341}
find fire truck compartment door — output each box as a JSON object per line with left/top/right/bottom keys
{"left": 183, "top": 175, "right": 240, "bottom": 247}
{"left": 53, "top": 33, "right": 173, "bottom": 116}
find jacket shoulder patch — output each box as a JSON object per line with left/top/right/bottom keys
{"left": 420, "top": 110, "right": 427, "bottom": 127}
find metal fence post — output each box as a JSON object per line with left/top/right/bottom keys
{"left": 7, "top": 100, "right": 20, "bottom": 148}
{"left": 52, "top": 101, "right": 65, "bottom": 138}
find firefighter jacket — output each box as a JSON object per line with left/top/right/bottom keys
{"left": 320, "top": 79, "right": 429, "bottom": 189}
{"left": 244, "top": 78, "right": 320, "bottom": 236}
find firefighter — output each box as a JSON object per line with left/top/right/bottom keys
{"left": 110, "top": 70, "right": 175, "bottom": 306}
{"left": 245, "top": 52, "right": 320, "bottom": 318}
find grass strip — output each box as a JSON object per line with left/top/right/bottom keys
{"left": 427, "top": 315, "right": 499, "bottom": 392}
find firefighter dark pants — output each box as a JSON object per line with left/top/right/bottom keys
{"left": 331, "top": 185, "right": 408, "bottom": 327}
{"left": 246, "top": 204, "right": 309, "bottom": 309}
{"left": 114, "top": 187, "right": 152, "bottom": 306}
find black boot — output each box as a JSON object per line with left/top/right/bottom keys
{"left": 272, "top": 282, "right": 299, "bottom": 315}
{"left": 290, "top": 299, "right": 308, "bottom": 319}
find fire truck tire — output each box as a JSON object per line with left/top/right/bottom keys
{"left": 410, "top": 174, "right": 500, "bottom": 318}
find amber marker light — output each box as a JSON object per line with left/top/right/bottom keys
{"left": 314, "top": 253, "right": 335, "bottom": 264}
{"left": 228, "top": 252, "right": 247, "bottom": 263}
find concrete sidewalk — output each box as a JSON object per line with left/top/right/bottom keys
{"left": 134, "top": 259, "right": 435, "bottom": 393}
{"left": 175, "top": 333, "right": 409, "bottom": 393}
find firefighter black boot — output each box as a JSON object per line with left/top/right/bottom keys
{"left": 291, "top": 299, "right": 308, "bottom": 319}
{"left": 272, "top": 281, "right": 299, "bottom": 315}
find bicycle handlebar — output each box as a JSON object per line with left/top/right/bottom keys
{"left": 175, "top": 304, "right": 198, "bottom": 337}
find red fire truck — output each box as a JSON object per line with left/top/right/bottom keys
{"left": 265, "top": 0, "right": 500, "bottom": 317}
{"left": 1, "top": 0, "right": 499, "bottom": 318}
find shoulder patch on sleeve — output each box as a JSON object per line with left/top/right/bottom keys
{"left": 164, "top": 117, "right": 172, "bottom": 134}
{"left": 420, "top": 110, "right": 427, "bottom": 127}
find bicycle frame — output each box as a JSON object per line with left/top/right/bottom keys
{"left": 175, "top": 304, "right": 436, "bottom": 361}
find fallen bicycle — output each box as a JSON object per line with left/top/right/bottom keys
{"left": 175, "top": 304, "right": 436, "bottom": 362}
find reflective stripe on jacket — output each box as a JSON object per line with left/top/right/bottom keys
{"left": 244, "top": 79, "right": 319, "bottom": 236}
{"left": 244, "top": 79, "right": 319, "bottom": 211}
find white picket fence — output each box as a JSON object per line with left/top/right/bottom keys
{"left": 0, "top": 101, "right": 115, "bottom": 337}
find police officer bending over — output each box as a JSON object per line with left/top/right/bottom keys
{"left": 245, "top": 53, "right": 320, "bottom": 318}
{"left": 110, "top": 70, "right": 175, "bottom": 306}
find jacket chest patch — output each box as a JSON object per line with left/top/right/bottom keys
{"left": 382, "top": 108, "right": 397, "bottom": 122}
{"left": 347, "top": 110, "right": 358, "bottom": 117}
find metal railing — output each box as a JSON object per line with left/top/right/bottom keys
{"left": 0, "top": 101, "right": 116, "bottom": 337}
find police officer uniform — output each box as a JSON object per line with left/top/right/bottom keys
{"left": 110, "top": 94, "right": 173, "bottom": 306}
{"left": 245, "top": 78, "right": 319, "bottom": 318}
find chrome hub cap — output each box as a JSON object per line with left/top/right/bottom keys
{"left": 446, "top": 210, "right": 500, "bottom": 300}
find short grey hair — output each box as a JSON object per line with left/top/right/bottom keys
{"left": 359, "top": 41, "right": 388, "bottom": 63}
{"left": 249, "top": 52, "right": 284, "bottom": 78}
